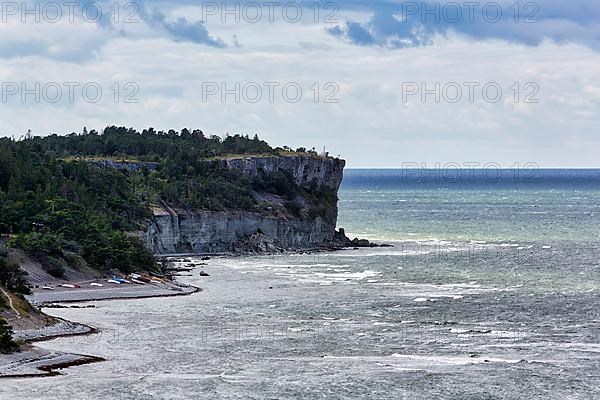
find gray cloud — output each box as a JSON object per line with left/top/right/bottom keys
{"left": 3, "top": 0, "right": 599, "bottom": 62}
{"left": 0, "top": 0, "right": 227, "bottom": 62}
{"left": 327, "top": 0, "right": 600, "bottom": 50}
{"left": 140, "top": 7, "right": 227, "bottom": 48}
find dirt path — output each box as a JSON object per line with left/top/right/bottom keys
{"left": 0, "top": 287, "right": 21, "bottom": 319}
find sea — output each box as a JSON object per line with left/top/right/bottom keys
{"left": 2, "top": 169, "right": 600, "bottom": 399}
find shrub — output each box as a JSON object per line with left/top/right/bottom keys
{"left": 40, "top": 256, "right": 67, "bottom": 278}
{"left": 0, "top": 257, "right": 30, "bottom": 294}
{"left": 11, "top": 233, "right": 62, "bottom": 258}
{"left": 284, "top": 200, "right": 303, "bottom": 217}
{"left": 0, "top": 318, "right": 17, "bottom": 353}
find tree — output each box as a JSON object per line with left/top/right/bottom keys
{"left": 0, "top": 127, "right": 312, "bottom": 276}
{"left": 0, "top": 256, "right": 30, "bottom": 294}
{"left": 0, "top": 318, "right": 17, "bottom": 353}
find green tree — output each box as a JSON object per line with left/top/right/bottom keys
{"left": 0, "top": 318, "right": 17, "bottom": 353}
{"left": 0, "top": 257, "right": 31, "bottom": 294}
{"left": 0, "top": 127, "right": 320, "bottom": 276}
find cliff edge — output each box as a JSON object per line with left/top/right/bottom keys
{"left": 143, "top": 155, "right": 346, "bottom": 254}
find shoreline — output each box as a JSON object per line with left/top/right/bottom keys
{"left": 0, "top": 346, "right": 106, "bottom": 379}
{"left": 152, "top": 234, "right": 392, "bottom": 259}
{"left": 1, "top": 245, "right": 385, "bottom": 379}
{"left": 1, "top": 279, "right": 201, "bottom": 379}
{"left": 34, "top": 286, "right": 201, "bottom": 305}
{"left": 28, "top": 282, "right": 201, "bottom": 307}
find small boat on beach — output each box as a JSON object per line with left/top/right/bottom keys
{"left": 107, "top": 279, "right": 121, "bottom": 284}
{"left": 59, "top": 284, "right": 76, "bottom": 289}
{"left": 128, "top": 274, "right": 147, "bottom": 284}
{"left": 90, "top": 282, "right": 103, "bottom": 287}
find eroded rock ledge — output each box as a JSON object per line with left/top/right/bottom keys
{"left": 333, "top": 228, "right": 393, "bottom": 249}
{"left": 143, "top": 155, "right": 347, "bottom": 255}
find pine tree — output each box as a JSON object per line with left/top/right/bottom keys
{"left": 0, "top": 318, "right": 17, "bottom": 353}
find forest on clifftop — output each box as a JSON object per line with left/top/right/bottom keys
{"left": 0, "top": 127, "right": 334, "bottom": 278}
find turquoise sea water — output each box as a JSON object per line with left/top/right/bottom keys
{"left": 339, "top": 169, "right": 600, "bottom": 242}
{"left": 3, "top": 169, "right": 599, "bottom": 399}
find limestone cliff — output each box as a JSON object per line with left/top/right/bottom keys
{"left": 218, "top": 155, "right": 344, "bottom": 191}
{"left": 142, "top": 155, "right": 345, "bottom": 254}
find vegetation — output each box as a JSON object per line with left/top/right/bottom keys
{"left": 0, "top": 317, "right": 17, "bottom": 353}
{"left": 0, "top": 257, "right": 30, "bottom": 294}
{"left": 0, "top": 127, "right": 335, "bottom": 275}
{"left": 0, "top": 148, "right": 154, "bottom": 275}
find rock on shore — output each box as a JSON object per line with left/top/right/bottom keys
{"left": 333, "top": 228, "right": 393, "bottom": 248}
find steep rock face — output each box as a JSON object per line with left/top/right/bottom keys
{"left": 143, "top": 155, "right": 345, "bottom": 254}
{"left": 144, "top": 209, "right": 335, "bottom": 254}
{"left": 219, "top": 155, "right": 345, "bottom": 191}
{"left": 90, "top": 159, "right": 159, "bottom": 172}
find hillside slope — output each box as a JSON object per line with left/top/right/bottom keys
{"left": 0, "top": 127, "right": 346, "bottom": 273}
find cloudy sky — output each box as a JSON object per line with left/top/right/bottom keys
{"left": 0, "top": 0, "right": 599, "bottom": 167}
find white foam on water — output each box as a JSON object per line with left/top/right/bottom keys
{"left": 385, "top": 281, "right": 488, "bottom": 298}
{"left": 296, "top": 277, "right": 336, "bottom": 285}
{"left": 547, "top": 342, "right": 600, "bottom": 353}
{"left": 413, "top": 297, "right": 431, "bottom": 302}
{"left": 373, "top": 322, "right": 393, "bottom": 326}
{"left": 391, "top": 354, "right": 525, "bottom": 365}
{"left": 313, "top": 270, "right": 381, "bottom": 281}
{"left": 331, "top": 238, "right": 491, "bottom": 257}
{"left": 319, "top": 354, "right": 526, "bottom": 368}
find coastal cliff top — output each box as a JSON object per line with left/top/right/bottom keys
{"left": 211, "top": 150, "right": 342, "bottom": 161}
{"left": 0, "top": 126, "right": 344, "bottom": 278}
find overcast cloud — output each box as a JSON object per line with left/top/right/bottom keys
{"left": 0, "top": 0, "right": 598, "bottom": 167}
